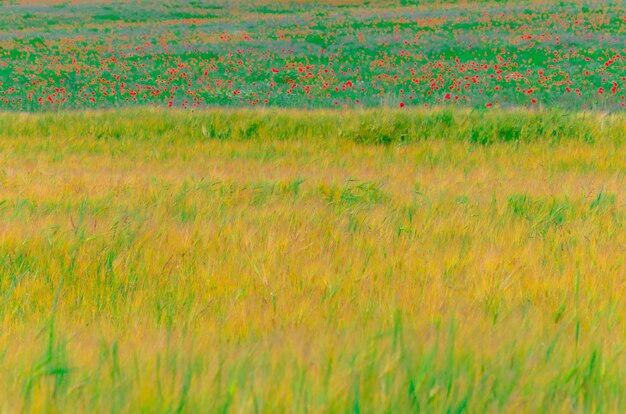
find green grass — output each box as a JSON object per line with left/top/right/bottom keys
{"left": 2, "top": 108, "right": 623, "bottom": 145}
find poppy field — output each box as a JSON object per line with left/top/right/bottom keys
{"left": 0, "top": 0, "right": 625, "bottom": 110}
{"left": 1, "top": 1, "right": 625, "bottom": 413}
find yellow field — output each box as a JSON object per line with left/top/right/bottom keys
{"left": 0, "top": 109, "right": 624, "bottom": 412}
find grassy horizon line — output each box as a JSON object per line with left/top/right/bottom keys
{"left": 1, "top": 107, "right": 624, "bottom": 145}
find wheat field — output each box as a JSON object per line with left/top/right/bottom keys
{"left": 0, "top": 109, "right": 623, "bottom": 412}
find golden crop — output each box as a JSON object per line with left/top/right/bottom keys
{"left": 0, "top": 109, "right": 624, "bottom": 413}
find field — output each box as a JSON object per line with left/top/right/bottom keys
{"left": 0, "top": 109, "right": 624, "bottom": 412}
{"left": 1, "top": 0, "right": 625, "bottom": 413}
{"left": 0, "top": 0, "right": 625, "bottom": 110}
